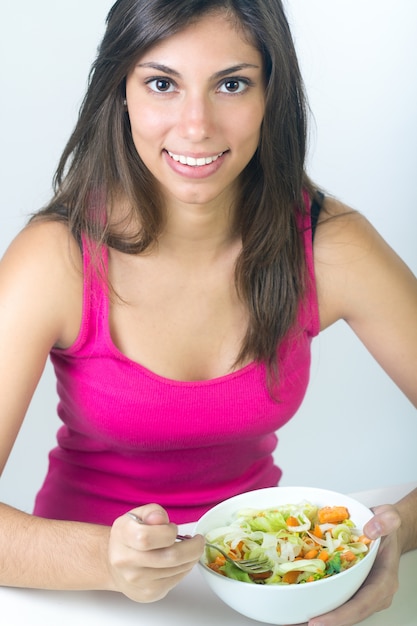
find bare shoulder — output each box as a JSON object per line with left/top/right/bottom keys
{"left": 1, "top": 218, "right": 83, "bottom": 289}
{"left": 314, "top": 195, "right": 376, "bottom": 261}
{"left": 0, "top": 219, "right": 83, "bottom": 348}
{"left": 314, "top": 195, "right": 417, "bottom": 328}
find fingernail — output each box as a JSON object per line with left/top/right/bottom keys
{"left": 367, "top": 520, "right": 382, "bottom": 539}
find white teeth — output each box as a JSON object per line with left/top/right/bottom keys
{"left": 167, "top": 150, "right": 223, "bottom": 166}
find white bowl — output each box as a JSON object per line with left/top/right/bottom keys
{"left": 194, "top": 486, "right": 380, "bottom": 625}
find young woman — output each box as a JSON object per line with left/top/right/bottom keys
{"left": 0, "top": 1, "right": 416, "bottom": 624}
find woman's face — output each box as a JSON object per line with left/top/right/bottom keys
{"left": 125, "top": 11, "right": 265, "bottom": 212}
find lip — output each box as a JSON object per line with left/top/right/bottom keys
{"left": 163, "top": 149, "right": 228, "bottom": 179}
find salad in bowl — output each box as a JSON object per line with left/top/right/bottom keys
{"left": 195, "top": 486, "right": 380, "bottom": 624}
{"left": 204, "top": 501, "right": 372, "bottom": 585}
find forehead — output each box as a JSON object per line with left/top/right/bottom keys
{"left": 136, "top": 11, "right": 262, "bottom": 69}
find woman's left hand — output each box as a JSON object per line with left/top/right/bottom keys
{"left": 306, "top": 504, "right": 402, "bottom": 626}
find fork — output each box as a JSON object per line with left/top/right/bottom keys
{"left": 204, "top": 541, "right": 272, "bottom": 574}
{"left": 127, "top": 513, "right": 271, "bottom": 574}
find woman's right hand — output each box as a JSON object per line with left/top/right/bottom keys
{"left": 108, "top": 504, "right": 205, "bottom": 602}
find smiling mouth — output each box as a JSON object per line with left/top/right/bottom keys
{"left": 166, "top": 150, "right": 226, "bottom": 167}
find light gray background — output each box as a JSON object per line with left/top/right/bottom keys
{"left": 0, "top": 0, "right": 416, "bottom": 513}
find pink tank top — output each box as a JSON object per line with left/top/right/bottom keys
{"left": 33, "top": 203, "right": 319, "bottom": 525}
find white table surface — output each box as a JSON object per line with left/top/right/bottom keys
{"left": 2, "top": 483, "right": 416, "bottom": 626}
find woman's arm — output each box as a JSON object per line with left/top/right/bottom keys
{"left": 393, "top": 487, "right": 417, "bottom": 554}
{"left": 0, "top": 221, "right": 83, "bottom": 487}
{"left": 0, "top": 222, "right": 203, "bottom": 599}
{"left": 315, "top": 197, "right": 417, "bottom": 407}
{"left": 0, "top": 503, "right": 111, "bottom": 590}
{"left": 310, "top": 198, "right": 417, "bottom": 626}
{"left": 0, "top": 221, "right": 112, "bottom": 591}
{"left": 0, "top": 501, "right": 203, "bottom": 601}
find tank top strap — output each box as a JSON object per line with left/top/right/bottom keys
{"left": 54, "top": 235, "right": 109, "bottom": 356}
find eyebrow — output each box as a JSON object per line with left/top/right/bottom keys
{"left": 137, "top": 62, "right": 260, "bottom": 80}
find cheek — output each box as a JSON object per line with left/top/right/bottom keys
{"left": 129, "top": 104, "right": 170, "bottom": 146}
{"left": 234, "top": 101, "right": 264, "bottom": 142}
{"left": 250, "top": 103, "right": 265, "bottom": 136}
{"left": 233, "top": 111, "right": 263, "bottom": 153}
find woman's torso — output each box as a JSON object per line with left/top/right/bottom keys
{"left": 32, "top": 199, "right": 320, "bottom": 524}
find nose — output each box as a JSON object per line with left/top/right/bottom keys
{"left": 177, "top": 92, "right": 214, "bottom": 141}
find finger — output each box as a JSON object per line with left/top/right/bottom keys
{"left": 129, "top": 503, "right": 170, "bottom": 526}
{"left": 308, "top": 582, "right": 389, "bottom": 626}
{"left": 135, "top": 544, "right": 203, "bottom": 579}
{"left": 126, "top": 510, "right": 175, "bottom": 539}
{"left": 126, "top": 519, "right": 178, "bottom": 552}
{"left": 120, "top": 511, "right": 204, "bottom": 563}
{"left": 308, "top": 535, "right": 400, "bottom": 626}
{"left": 125, "top": 504, "right": 176, "bottom": 547}
{"left": 364, "top": 505, "right": 401, "bottom": 540}
{"left": 120, "top": 548, "right": 201, "bottom": 583}
{"left": 129, "top": 534, "right": 204, "bottom": 569}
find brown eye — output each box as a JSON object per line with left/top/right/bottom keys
{"left": 218, "top": 78, "right": 251, "bottom": 94}
{"left": 147, "top": 78, "right": 175, "bottom": 93}
{"left": 225, "top": 80, "right": 240, "bottom": 92}
{"left": 155, "top": 79, "right": 171, "bottom": 91}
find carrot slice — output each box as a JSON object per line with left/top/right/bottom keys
{"left": 303, "top": 549, "right": 319, "bottom": 560}
{"left": 317, "top": 506, "right": 350, "bottom": 524}
{"left": 208, "top": 561, "right": 226, "bottom": 574}
{"left": 286, "top": 516, "right": 300, "bottom": 527}
{"left": 312, "top": 524, "right": 324, "bottom": 539}
{"left": 282, "top": 570, "right": 301, "bottom": 584}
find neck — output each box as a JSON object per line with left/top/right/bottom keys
{"left": 158, "top": 197, "right": 238, "bottom": 263}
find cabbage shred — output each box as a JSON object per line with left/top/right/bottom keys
{"left": 204, "top": 502, "right": 371, "bottom": 585}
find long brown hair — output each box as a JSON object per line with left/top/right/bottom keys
{"left": 34, "top": 0, "right": 313, "bottom": 376}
